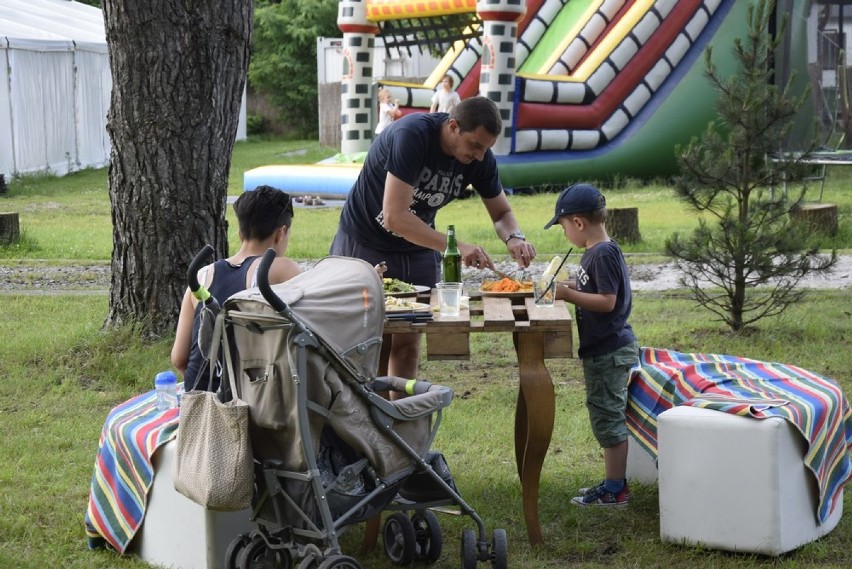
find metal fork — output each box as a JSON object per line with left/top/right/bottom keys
{"left": 491, "top": 267, "right": 513, "bottom": 280}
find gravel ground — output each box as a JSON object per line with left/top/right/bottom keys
{"left": 1, "top": 255, "right": 850, "bottom": 293}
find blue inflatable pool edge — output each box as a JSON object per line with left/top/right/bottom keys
{"left": 243, "top": 164, "right": 362, "bottom": 198}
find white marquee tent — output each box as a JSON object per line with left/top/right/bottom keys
{"left": 0, "top": 0, "right": 109, "bottom": 178}
{"left": 0, "top": 0, "right": 246, "bottom": 179}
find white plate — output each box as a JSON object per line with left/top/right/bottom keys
{"left": 385, "top": 284, "right": 430, "bottom": 298}
{"left": 479, "top": 280, "right": 534, "bottom": 297}
{"left": 385, "top": 300, "right": 431, "bottom": 313}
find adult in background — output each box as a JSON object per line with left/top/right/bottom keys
{"left": 329, "top": 96, "right": 536, "bottom": 385}
{"left": 429, "top": 74, "right": 461, "bottom": 113}
{"left": 172, "top": 186, "right": 302, "bottom": 392}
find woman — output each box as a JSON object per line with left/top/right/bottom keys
{"left": 171, "top": 185, "right": 302, "bottom": 391}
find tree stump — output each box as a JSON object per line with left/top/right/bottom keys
{"left": 607, "top": 207, "right": 642, "bottom": 244}
{"left": 0, "top": 212, "right": 20, "bottom": 245}
{"left": 791, "top": 203, "right": 838, "bottom": 237}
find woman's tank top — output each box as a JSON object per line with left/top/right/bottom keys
{"left": 183, "top": 256, "right": 259, "bottom": 392}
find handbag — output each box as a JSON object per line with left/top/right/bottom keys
{"left": 172, "top": 313, "right": 253, "bottom": 511}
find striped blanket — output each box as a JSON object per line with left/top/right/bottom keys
{"left": 84, "top": 389, "right": 179, "bottom": 552}
{"left": 627, "top": 348, "right": 852, "bottom": 525}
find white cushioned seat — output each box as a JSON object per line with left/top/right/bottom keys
{"left": 657, "top": 406, "right": 843, "bottom": 556}
{"left": 626, "top": 433, "right": 658, "bottom": 484}
{"left": 128, "top": 439, "right": 254, "bottom": 569}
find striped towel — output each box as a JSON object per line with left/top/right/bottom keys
{"left": 84, "top": 389, "right": 179, "bottom": 552}
{"left": 627, "top": 348, "right": 852, "bottom": 525}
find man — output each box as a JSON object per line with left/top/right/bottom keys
{"left": 330, "top": 96, "right": 536, "bottom": 383}
{"left": 430, "top": 74, "right": 461, "bottom": 113}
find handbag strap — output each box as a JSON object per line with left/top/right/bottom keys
{"left": 220, "top": 316, "right": 241, "bottom": 400}
{"left": 199, "top": 311, "right": 225, "bottom": 394}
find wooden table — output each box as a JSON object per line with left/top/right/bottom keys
{"left": 384, "top": 290, "right": 573, "bottom": 545}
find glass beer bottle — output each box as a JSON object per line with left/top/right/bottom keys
{"left": 442, "top": 225, "right": 462, "bottom": 283}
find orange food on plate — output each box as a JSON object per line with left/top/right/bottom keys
{"left": 481, "top": 278, "right": 533, "bottom": 292}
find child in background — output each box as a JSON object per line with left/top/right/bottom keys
{"left": 375, "top": 87, "right": 401, "bottom": 135}
{"left": 429, "top": 74, "right": 461, "bottom": 113}
{"left": 544, "top": 183, "right": 640, "bottom": 508}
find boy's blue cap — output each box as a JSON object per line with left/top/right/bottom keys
{"left": 543, "top": 183, "right": 606, "bottom": 229}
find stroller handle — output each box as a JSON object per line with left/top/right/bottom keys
{"left": 257, "top": 247, "right": 288, "bottom": 313}
{"left": 188, "top": 244, "right": 216, "bottom": 304}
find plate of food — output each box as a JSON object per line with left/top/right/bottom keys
{"left": 480, "top": 277, "right": 534, "bottom": 297}
{"left": 383, "top": 278, "right": 430, "bottom": 298}
{"left": 385, "top": 296, "right": 431, "bottom": 313}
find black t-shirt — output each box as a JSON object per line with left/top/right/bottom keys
{"left": 337, "top": 113, "right": 503, "bottom": 252}
{"left": 574, "top": 240, "right": 637, "bottom": 358}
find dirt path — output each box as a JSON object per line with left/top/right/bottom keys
{"left": 1, "top": 255, "right": 850, "bottom": 294}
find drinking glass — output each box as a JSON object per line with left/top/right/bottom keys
{"left": 436, "top": 282, "right": 463, "bottom": 316}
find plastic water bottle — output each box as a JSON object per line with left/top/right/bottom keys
{"left": 154, "top": 370, "right": 178, "bottom": 411}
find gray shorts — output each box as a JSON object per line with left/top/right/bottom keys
{"left": 582, "top": 341, "right": 640, "bottom": 448}
{"left": 329, "top": 230, "right": 441, "bottom": 288}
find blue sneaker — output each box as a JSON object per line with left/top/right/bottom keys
{"left": 577, "top": 479, "right": 626, "bottom": 496}
{"left": 571, "top": 482, "right": 630, "bottom": 508}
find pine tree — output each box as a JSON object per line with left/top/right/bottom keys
{"left": 667, "top": 0, "right": 837, "bottom": 332}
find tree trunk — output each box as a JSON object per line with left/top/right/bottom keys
{"left": 0, "top": 212, "right": 20, "bottom": 245}
{"left": 607, "top": 207, "right": 641, "bottom": 244}
{"left": 791, "top": 203, "right": 839, "bottom": 237}
{"left": 102, "top": 0, "right": 252, "bottom": 335}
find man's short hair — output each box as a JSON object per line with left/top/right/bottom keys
{"left": 443, "top": 74, "right": 455, "bottom": 88}
{"left": 234, "top": 185, "right": 293, "bottom": 241}
{"left": 450, "top": 96, "right": 502, "bottom": 137}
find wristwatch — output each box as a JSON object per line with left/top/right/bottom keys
{"left": 504, "top": 232, "right": 526, "bottom": 244}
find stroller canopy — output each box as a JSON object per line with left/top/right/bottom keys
{"left": 224, "top": 255, "right": 385, "bottom": 378}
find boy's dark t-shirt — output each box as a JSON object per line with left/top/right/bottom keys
{"left": 337, "top": 113, "right": 503, "bottom": 252}
{"left": 574, "top": 240, "right": 636, "bottom": 358}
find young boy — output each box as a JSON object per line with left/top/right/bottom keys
{"left": 544, "top": 183, "right": 639, "bottom": 508}
{"left": 429, "top": 74, "right": 461, "bottom": 113}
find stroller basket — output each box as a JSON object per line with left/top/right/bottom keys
{"left": 204, "top": 250, "right": 506, "bottom": 569}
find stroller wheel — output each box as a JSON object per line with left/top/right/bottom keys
{"left": 382, "top": 512, "right": 417, "bottom": 566}
{"left": 316, "top": 554, "right": 362, "bottom": 569}
{"left": 224, "top": 533, "right": 253, "bottom": 569}
{"left": 490, "top": 529, "right": 508, "bottom": 569}
{"left": 460, "top": 528, "right": 478, "bottom": 569}
{"left": 411, "top": 510, "right": 443, "bottom": 563}
{"left": 237, "top": 534, "right": 292, "bottom": 569}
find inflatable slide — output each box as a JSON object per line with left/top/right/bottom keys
{"left": 245, "top": 0, "right": 808, "bottom": 194}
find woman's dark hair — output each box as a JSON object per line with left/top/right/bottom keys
{"left": 233, "top": 185, "right": 293, "bottom": 241}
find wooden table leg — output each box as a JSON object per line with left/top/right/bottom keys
{"left": 362, "top": 515, "right": 381, "bottom": 553}
{"left": 513, "top": 332, "right": 556, "bottom": 545}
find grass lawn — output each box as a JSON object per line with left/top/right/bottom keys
{"left": 0, "top": 138, "right": 850, "bottom": 568}
{"left": 4, "top": 137, "right": 850, "bottom": 262}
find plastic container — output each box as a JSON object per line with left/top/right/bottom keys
{"left": 155, "top": 370, "right": 179, "bottom": 411}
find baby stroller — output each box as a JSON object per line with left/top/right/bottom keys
{"left": 187, "top": 247, "right": 507, "bottom": 569}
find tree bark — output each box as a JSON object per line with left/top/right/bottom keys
{"left": 0, "top": 212, "right": 20, "bottom": 245}
{"left": 607, "top": 207, "right": 641, "bottom": 244}
{"left": 791, "top": 203, "right": 839, "bottom": 237}
{"left": 102, "top": 0, "right": 252, "bottom": 334}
